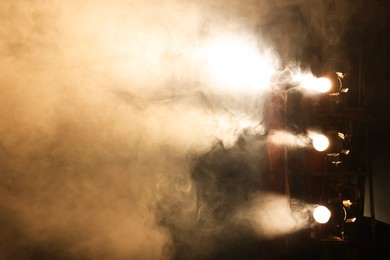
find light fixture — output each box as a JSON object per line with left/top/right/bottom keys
{"left": 321, "top": 72, "right": 348, "bottom": 96}
{"left": 313, "top": 205, "right": 331, "bottom": 224}
{"left": 308, "top": 130, "right": 351, "bottom": 163}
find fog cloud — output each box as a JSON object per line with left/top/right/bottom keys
{"left": 0, "top": 0, "right": 351, "bottom": 259}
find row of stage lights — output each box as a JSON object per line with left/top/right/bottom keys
{"left": 300, "top": 72, "right": 354, "bottom": 226}
{"left": 304, "top": 72, "right": 351, "bottom": 167}
{"left": 267, "top": 70, "right": 353, "bottom": 226}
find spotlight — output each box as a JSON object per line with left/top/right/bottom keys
{"left": 309, "top": 133, "right": 330, "bottom": 152}
{"left": 308, "top": 130, "right": 351, "bottom": 162}
{"left": 313, "top": 205, "right": 331, "bottom": 224}
{"left": 321, "top": 72, "right": 348, "bottom": 96}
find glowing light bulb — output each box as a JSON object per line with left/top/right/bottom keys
{"left": 313, "top": 206, "right": 331, "bottom": 224}
{"left": 311, "top": 134, "right": 329, "bottom": 152}
{"left": 316, "top": 77, "right": 332, "bottom": 93}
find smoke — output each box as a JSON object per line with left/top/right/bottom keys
{"left": 233, "top": 193, "right": 309, "bottom": 238}
{"left": 0, "top": 0, "right": 354, "bottom": 259}
{"left": 268, "top": 130, "right": 311, "bottom": 148}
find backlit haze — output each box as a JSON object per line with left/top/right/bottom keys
{"left": 0, "top": 0, "right": 342, "bottom": 258}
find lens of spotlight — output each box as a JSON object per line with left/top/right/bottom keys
{"left": 313, "top": 206, "right": 331, "bottom": 224}
{"left": 316, "top": 77, "right": 332, "bottom": 93}
{"left": 311, "top": 134, "right": 329, "bottom": 152}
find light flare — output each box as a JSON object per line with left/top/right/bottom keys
{"left": 295, "top": 73, "right": 332, "bottom": 93}
{"left": 309, "top": 132, "right": 330, "bottom": 152}
{"left": 313, "top": 205, "right": 331, "bottom": 224}
{"left": 200, "top": 34, "right": 276, "bottom": 94}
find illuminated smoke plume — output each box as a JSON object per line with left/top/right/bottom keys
{"left": 0, "top": 0, "right": 351, "bottom": 259}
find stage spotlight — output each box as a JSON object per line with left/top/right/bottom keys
{"left": 310, "top": 133, "right": 329, "bottom": 152}
{"left": 297, "top": 72, "right": 348, "bottom": 95}
{"left": 308, "top": 130, "right": 351, "bottom": 162}
{"left": 321, "top": 72, "right": 348, "bottom": 96}
{"left": 313, "top": 205, "right": 331, "bottom": 224}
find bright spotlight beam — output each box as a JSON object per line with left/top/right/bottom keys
{"left": 201, "top": 35, "right": 275, "bottom": 93}
{"left": 296, "top": 74, "right": 332, "bottom": 93}
{"left": 268, "top": 130, "right": 311, "bottom": 148}
{"left": 313, "top": 205, "right": 331, "bottom": 224}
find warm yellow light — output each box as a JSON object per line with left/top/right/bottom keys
{"left": 202, "top": 35, "right": 275, "bottom": 93}
{"left": 297, "top": 74, "right": 331, "bottom": 93}
{"left": 310, "top": 134, "right": 329, "bottom": 152}
{"left": 316, "top": 77, "right": 332, "bottom": 93}
{"left": 313, "top": 206, "right": 331, "bottom": 224}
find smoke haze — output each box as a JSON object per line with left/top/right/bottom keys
{"left": 0, "top": 0, "right": 352, "bottom": 259}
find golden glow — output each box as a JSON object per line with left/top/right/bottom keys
{"left": 313, "top": 206, "right": 331, "bottom": 224}
{"left": 202, "top": 35, "right": 275, "bottom": 93}
{"left": 297, "top": 74, "right": 331, "bottom": 93}
{"left": 316, "top": 77, "right": 332, "bottom": 93}
{"left": 309, "top": 133, "right": 329, "bottom": 152}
